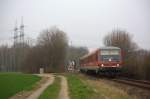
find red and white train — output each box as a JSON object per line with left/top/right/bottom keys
{"left": 79, "top": 47, "right": 122, "bottom": 75}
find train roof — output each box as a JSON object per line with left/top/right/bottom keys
{"left": 80, "top": 46, "right": 120, "bottom": 60}
{"left": 80, "top": 48, "right": 99, "bottom": 60}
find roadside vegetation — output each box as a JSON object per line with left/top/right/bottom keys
{"left": 87, "top": 80, "right": 134, "bottom": 99}
{"left": 66, "top": 74, "right": 136, "bottom": 99}
{"left": 0, "top": 72, "right": 41, "bottom": 99}
{"left": 38, "top": 76, "right": 61, "bottom": 99}
{"left": 66, "top": 74, "right": 95, "bottom": 99}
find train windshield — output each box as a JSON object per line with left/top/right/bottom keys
{"left": 100, "top": 49, "right": 121, "bottom": 62}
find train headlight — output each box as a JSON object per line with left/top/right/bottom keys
{"left": 101, "top": 64, "right": 104, "bottom": 67}
{"left": 117, "top": 64, "right": 119, "bottom": 67}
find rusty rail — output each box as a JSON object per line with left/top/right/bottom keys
{"left": 112, "top": 78, "right": 150, "bottom": 90}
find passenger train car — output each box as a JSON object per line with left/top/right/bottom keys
{"left": 79, "top": 47, "right": 122, "bottom": 75}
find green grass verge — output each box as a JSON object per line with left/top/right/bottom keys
{"left": 79, "top": 74, "right": 134, "bottom": 99}
{"left": 66, "top": 74, "right": 95, "bottom": 99}
{"left": 0, "top": 72, "right": 41, "bottom": 99}
{"left": 87, "top": 80, "right": 133, "bottom": 99}
{"left": 38, "top": 76, "right": 61, "bottom": 99}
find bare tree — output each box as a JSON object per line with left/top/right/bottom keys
{"left": 104, "top": 29, "right": 137, "bottom": 55}
{"left": 38, "top": 27, "right": 68, "bottom": 72}
{"left": 22, "top": 45, "right": 42, "bottom": 73}
{"left": 22, "top": 27, "right": 68, "bottom": 73}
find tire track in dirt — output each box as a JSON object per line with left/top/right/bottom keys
{"left": 26, "top": 74, "right": 54, "bottom": 99}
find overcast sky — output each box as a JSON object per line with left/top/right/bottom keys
{"left": 0, "top": 0, "right": 150, "bottom": 50}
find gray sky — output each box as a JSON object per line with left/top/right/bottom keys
{"left": 0, "top": 0, "right": 150, "bottom": 50}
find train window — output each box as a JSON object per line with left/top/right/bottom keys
{"left": 100, "top": 55, "right": 120, "bottom": 62}
{"left": 100, "top": 49, "right": 121, "bottom": 62}
{"left": 101, "top": 50, "right": 120, "bottom": 55}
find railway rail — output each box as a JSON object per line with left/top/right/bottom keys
{"left": 112, "top": 78, "right": 150, "bottom": 90}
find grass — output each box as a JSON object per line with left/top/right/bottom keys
{"left": 0, "top": 72, "right": 41, "bottom": 99}
{"left": 38, "top": 76, "right": 61, "bottom": 99}
{"left": 79, "top": 74, "right": 136, "bottom": 99}
{"left": 66, "top": 73, "right": 136, "bottom": 99}
{"left": 66, "top": 74, "right": 95, "bottom": 99}
{"left": 88, "top": 80, "right": 132, "bottom": 99}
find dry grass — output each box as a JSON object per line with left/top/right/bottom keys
{"left": 78, "top": 74, "right": 137, "bottom": 99}
{"left": 88, "top": 80, "right": 136, "bottom": 99}
{"left": 99, "top": 79, "right": 150, "bottom": 99}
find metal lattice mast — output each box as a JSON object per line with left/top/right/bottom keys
{"left": 13, "top": 20, "right": 18, "bottom": 71}
{"left": 20, "top": 16, "right": 24, "bottom": 47}
{"left": 14, "top": 20, "right": 18, "bottom": 47}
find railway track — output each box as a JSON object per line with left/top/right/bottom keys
{"left": 112, "top": 78, "right": 150, "bottom": 90}
{"left": 83, "top": 73, "right": 150, "bottom": 90}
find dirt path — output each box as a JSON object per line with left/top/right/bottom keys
{"left": 26, "top": 74, "right": 54, "bottom": 99}
{"left": 58, "top": 76, "right": 70, "bottom": 99}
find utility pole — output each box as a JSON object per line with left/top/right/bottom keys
{"left": 12, "top": 17, "right": 26, "bottom": 72}
{"left": 20, "top": 16, "right": 24, "bottom": 47}
{"left": 13, "top": 20, "right": 18, "bottom": 71}
{"left": 13, "top": 17, "right": 25, "bottom": 47}
{"left": 14, "top": 20, "right": 18, "bottom": 48}
{"left": 19, "top": 17, "right": 25, "bottom": 71}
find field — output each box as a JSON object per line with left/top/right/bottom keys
{"left": 0, "top": 72, "right": 41, "bottom": 99}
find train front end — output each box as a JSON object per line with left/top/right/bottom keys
{"left": 98, "top": 47, "right": 122, "bottom": 74}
